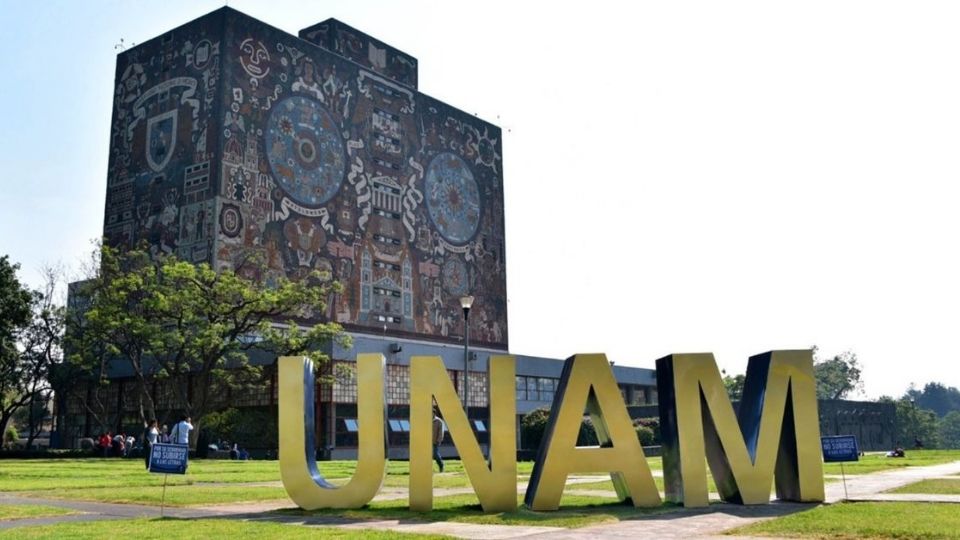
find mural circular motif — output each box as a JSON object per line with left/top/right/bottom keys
{"left": 441, "top": 258, "right": 469, "bottom": 295}
{"left": 220, "top": 203, "right": 243, "bottom": 238}
{"left": 424, "top": 153, "right": 481, "bottom": 245}
{"left": 265, "top": 96, "right": 345, "bottom": 207}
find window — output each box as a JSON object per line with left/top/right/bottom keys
{"left": 473, "top": 420, "right": 487, "bottom": 433}
{"left": 344, "top": 419, "right": 359, "bottom": 432}
{"left": 389, "top": 420, "right": 402, "bottom": 431}
{"left": 515, "top": 375, "right": 558, "bottom": 401}
{"left": 539, "top": 378, "right": 555, "bottom": 403}
{"left": 515, "top": 376, "right": 527, "bottom": 401}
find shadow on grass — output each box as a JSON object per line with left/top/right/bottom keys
{"left": 205, "top": 495, "right": 819, "bottom": 530}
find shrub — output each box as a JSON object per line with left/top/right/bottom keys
{"left": 520, "top": 408, "right": 599, "bottom": 451}
{"left": 634, "top": 423, "right": 655, "bottom": 446}
{"left": 3, "top": 425, "right": 18, "bottom": 449}
{"left": 634, "top": 417, "right": 660, "bottom": 445}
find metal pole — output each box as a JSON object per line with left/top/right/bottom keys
{"left": 463, "top": 309, "right": 470, "bottom": 424}
{"left": 840, "top": 462, "right": 848, "bottom": 500}
{"left": 161, "top": 473, "right": 168, "bottom": 517}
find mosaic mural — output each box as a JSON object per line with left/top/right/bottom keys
{"left": 104, "top": 8, "right": 508, "bottom": 349}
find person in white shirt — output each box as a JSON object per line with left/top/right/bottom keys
{"left": 171, "top": 416, "right": 193, "bottom": 446}
{"left": 144, "top": 419, "right": 159, "bottom": 469}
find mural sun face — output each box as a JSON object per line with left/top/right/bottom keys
{"left": 425, "top": 153, "right": 481, "bottom": 245}
{"left": 265, "top": 96, "right": 346, "bottom": 207}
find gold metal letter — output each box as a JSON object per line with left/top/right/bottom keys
{"left": 409, "top": 355, "right": 517, "bottom": 512}
{"left": 656, "top": 350, "right": 825, "bottom": 507}
{"left": 279, "top": 354, "right": 387, "bottom": 509}
{"left": 524, "top": 354, "right": 661, "bottom": 511}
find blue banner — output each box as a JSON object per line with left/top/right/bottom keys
{"left": 149, "top": 443, "right": 189, "bottom": 475}
{"left": 821, "top": 435, "right": 859, "bottom": 463}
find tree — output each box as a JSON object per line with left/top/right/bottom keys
{"left": 722, "top": 370, "right": 745, "bottom": 401}
{"left": 76, "top": 245, "right": 348, "bottom": 444}
{"left": 886, "top": 397, "right": 940, "bottom": 449}
{"left": 0, "top": 256, "right": 51, "bottom": 445}
{"left": 813, "top": 347, "right": 863, "bottom": 400}
{"left": 939, "top": 411, "right": 960, "bottom": 449}
{"left": 905, "top": 382, "right": 960, "bottom": 417}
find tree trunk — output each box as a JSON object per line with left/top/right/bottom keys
{"left": 0, "top": 411, "right": 13, "bottom": 448}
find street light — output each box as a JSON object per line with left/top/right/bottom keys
{"left": 459, "top": 295, "right": 474, "bottom": 425}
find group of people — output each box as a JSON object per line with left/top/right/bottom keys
{"left": 95, "top": 432, "right": 137, "bottom": 458}
{"left": 208, "top": 440, "right": 250, "bottom": 460}
{"left": 95, "top": 416, "right": 194, "bottom": 468}
{"left": 886, "top": 438, "right": 925, "bottom": 458}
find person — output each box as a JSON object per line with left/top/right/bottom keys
{"left": 432, "top": 408, "right": 446, "bottom": 473}
{"left": 230, "top": 443, "right": 239, "bottom": 460}
{"left": 170, "top": 416, "right": 193, "bottom": 446}
{"left": 160, "top": 425, "right": 170, "bottom": 443}
{"left": 144, "top": 419, "right": 159, "bottom": 469}
{"left": 98, "top": 432, "right": 111, "bottom": 458}
{"left": 112, "top": 433, "right": 125, "bottom": 457}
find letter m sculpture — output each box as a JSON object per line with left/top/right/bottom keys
{"left": 656, "top": 350, "right": 825, "bottom": 507}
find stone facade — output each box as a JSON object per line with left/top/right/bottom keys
{"left": 103, "top": 7, "right": 508, "bottom": 350}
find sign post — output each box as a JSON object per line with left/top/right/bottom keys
{"left": 821, "top": 435, "right": 859, "bottom": 500}
{"left": 148, "top": 443, "right": 189, "bottom": 516}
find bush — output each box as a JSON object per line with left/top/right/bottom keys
{"left": 3, "top": 425, "right": 18, "bottom": 449}
{"left": 519, "top": 408, "right": 599, "bottom": 451}
{"left": 633, "top": 417, "right": 660, "bottom": 445}
{"left": 635, "top": 423, "right": 655, "bottom": 446}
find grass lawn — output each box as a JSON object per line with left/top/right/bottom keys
{"left": 279, "top": 492, "right": 682, "bottom": 528}
{"left": 728, "top": 501, "right": 960, "bottom": 539}
{"left": 0, "top": 459, "right": 283, "bottom": 491}
{"left": 0, "top": 517, "right": 451, "bottom": 539}
{"left": 0, "top": 504, "right": 77, "bottom": 521}
{"left": 888, "top": 478, "right": 960, "bottom": 495}
{"left": 822, "top": 450, "right": 960, "bottom": 475}
{"left": 0, "top": 458, "right": 540, "bottom": 492}
{"left": 25, "top": 485, "right": 292, "bottom": 507}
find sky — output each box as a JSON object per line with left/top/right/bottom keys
{"left": 2, "top": 1, "right": 959, "bottom": 399}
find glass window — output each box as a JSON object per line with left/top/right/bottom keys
{"left": 399, "top": 420, "right": 410, "bottom": 431}
{"left": 389, "top": 420, "right": 402, "bottom": 431}
{"left": 344, "top": 419, "right": 359, "bottom": 432}
{"left": 539, "top": 378, "right": 555, "bottom": 402}
{"left": 474, "top": 420, "right": 487, "bottom": 432}
{"left": 515, "top": 376, "right": 527, "bottom": 401}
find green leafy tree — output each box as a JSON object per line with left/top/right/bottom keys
{"left": 939, "top": 411, "right": 960, "bottom": 449}
{"left": 885, "top": 397, "right": 940, "bottom": 449}
{"left": 77, "top": 245, "right": 348, "bottom": 444}
{"left": 905, "top": 382, "right": 960, "bottom": 417}
{"left": 0, "top": 256, "right": 50, "bottom": 445}
{"left": 722, "top": 370, "right": 745, "bottom": 401}
{"left": 15, "top": 268, "right": 64, "bottom": 448}
{"left": 813, "top": 347, "right": 863, "bottom": 400}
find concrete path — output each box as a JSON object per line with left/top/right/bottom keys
{"left": 824, "top": 459, "right": 960, "bottom": 502}
{"left": 1, "top": 461, "right": 958, "bottom": 539}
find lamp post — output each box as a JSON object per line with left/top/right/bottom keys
{"left": 459, "top": 295, "right": 474, "bottom": 425}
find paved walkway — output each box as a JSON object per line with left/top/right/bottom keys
{"left": 1, "top": 461, "right": 958, "bottom": 538}
{"left": 824, "top": 459, "right": 960, "bottom": 502}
